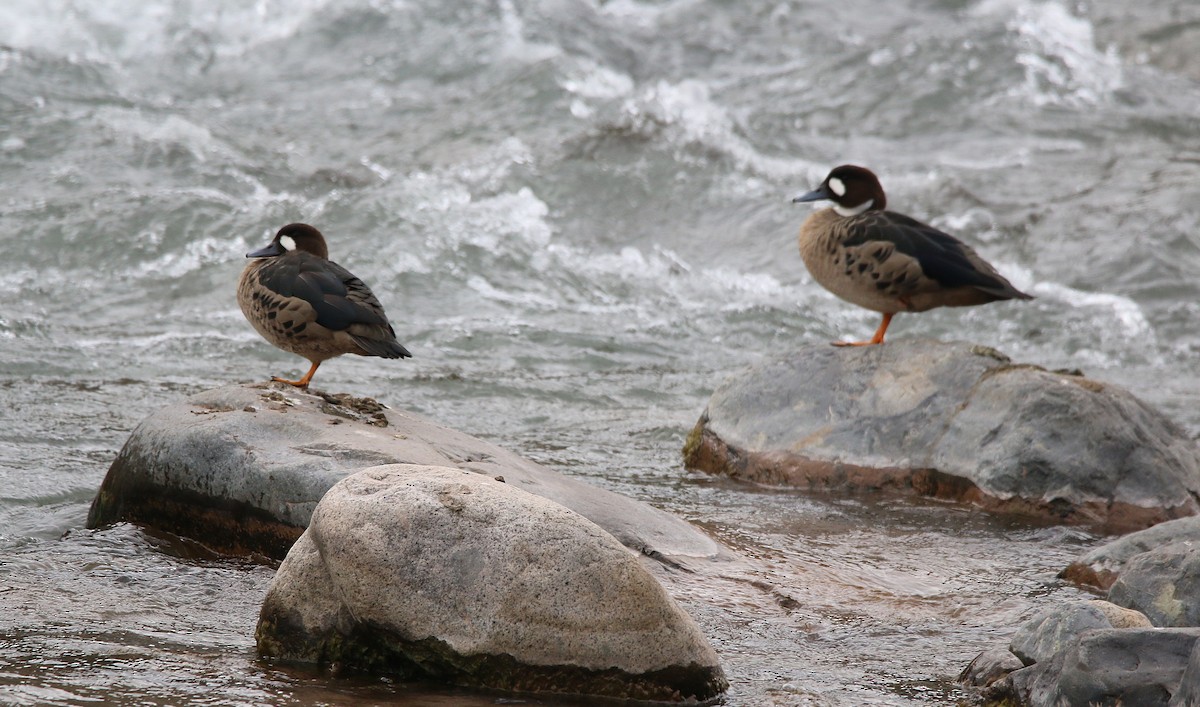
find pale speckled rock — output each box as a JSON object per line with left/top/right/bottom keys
{"left": 1001, "top": 628, "right": 1200, "bottom": 707}
{"left": 1108, "top": 541, "right": 1200, "bottom": 628}
{"left": 684, "top": 340, "right": 1200, "bottom": 531}
{"left": 256, "top": 465, "right": 727, "bottom": 702}
{"left": 1063, "top": 517, "right": 1200, "bottom": 590}
{"left": 88, "top": 383, "right": 721, "bottom": 563}
{"left": 1010, "top": 600, "right": 1153, "bottom": 665}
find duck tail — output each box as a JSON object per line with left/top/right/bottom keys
{"left": 352, "top": 332, "right": 413, "bottom": 359}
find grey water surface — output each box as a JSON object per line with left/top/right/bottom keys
{"left": 2, "top": 0, "right": 1198, "bottom": 705}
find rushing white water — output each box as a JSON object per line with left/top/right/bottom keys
{"left": 2, "top": 0, "right": 1198, "bottom": 704}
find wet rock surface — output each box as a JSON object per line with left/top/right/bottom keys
{"left": 997, "top": 628, "right": 1200, "bottom": 707}
{"left": 970, "top": 521, "right": 1200, "bottom": 705}
{"left": 256, "top": 465, "right": 728, "bottom": 702}
{"left": 1063, "top": 516, "right": 1200, "bottom": 590}
{"left": 684, "top": 340, "right": 1200, "bottom": 531}
{"left": 1009, "top": 600, "right": 1152, "bottom": 666}
{"left": 1108, "top": 541, "right": 1200, "bottom": 628}
{"left": 88, "top": 383, "right": 721, "bottom": 562}
{"left": 959, "top": 648, "right": 1024, "bottom": 688}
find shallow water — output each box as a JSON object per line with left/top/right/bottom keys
{"left": 1, "top": 0, "right": 1198, "bottom": 704}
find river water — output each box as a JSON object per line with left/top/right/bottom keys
{"left": 1, "top": 0, "right": 1198, "bottom": 705}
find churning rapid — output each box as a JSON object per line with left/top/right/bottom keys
{"left": 1, "top": 0, "right": 1197, "bottom": 704}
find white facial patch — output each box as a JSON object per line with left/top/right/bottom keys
{"left": 828, "top": 177, "right": 846, "bottom": 197}
{"left": 833, "top": 199, "right": 873, "bottom": 218}
{"left": 279, "top": 235, "right": 297, "bottom": 251}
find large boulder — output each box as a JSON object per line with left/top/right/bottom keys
{"left": 88, "top": 383, "right": 721, "bottom": 562}
{"left": 684, "top": 340, "right": 1200, "bottom": 531}
{"left": 256, "top": 465, "right": 728, "bottom": 702}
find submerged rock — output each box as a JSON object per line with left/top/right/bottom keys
{"left": 256, "top": 465, "right": 728, "bottom": 703}
{"left": 88, "top": 383, "right": 721, "bottom": 562}
{"left": 684, "top": 340, "right": 1200, "bottom": 531}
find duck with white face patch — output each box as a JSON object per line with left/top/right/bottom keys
{"left": 792, "top": 165, "right": 1033, "bottom": 346}
{"left": 237, "top": 223, "right": 411, "bottom": 387}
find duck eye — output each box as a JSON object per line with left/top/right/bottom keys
{"left": 828, "top": 177, "right": 846, "bottom": 197}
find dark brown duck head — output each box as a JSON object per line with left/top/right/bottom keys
{"left": 792, "top": 165, "right": 888, "bottom": 217}
{"left": 246, "top": 223, "right": 329, "bottom": 260}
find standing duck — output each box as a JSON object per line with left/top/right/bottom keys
{"left": 792, "top": 165, "right": 1032, "bottom": 346}
{"left": 238, "top": 223, "right": 411, "bottom": 387}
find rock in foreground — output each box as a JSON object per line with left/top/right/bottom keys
{"left": 256, "top": 465, "right": 727, "bottom": 703}
{"left": 88, "top": 383, "right": 721, "bottom": 562}
{"left": 1062, "top": 516, "right": 1200, "bottom": 590}
{"left": 684, "top": 340, "right": 1200, "bottom": 531}
{"left": 998, "top": 628, "right": 1200, "bottom": 707}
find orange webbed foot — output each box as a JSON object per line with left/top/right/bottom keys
{"left": 832, "top": 312, "right": 894, "bottom": 347}
{"left": 270, "top": 361, "right": 320, "bottom": 388}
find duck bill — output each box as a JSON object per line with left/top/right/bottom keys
{"left": 246, "top": 241, "right": 283, "bottom": 258}
{"left": 792, "top": 185, "right": 832, "bottom": 203}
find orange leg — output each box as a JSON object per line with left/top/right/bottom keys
{"left": 833, "top": 312, "right": 894, "bottom": 347}
{"left": 272, "top": 361, "right": 320, "bottom": 388}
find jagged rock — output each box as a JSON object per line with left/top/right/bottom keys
{"left": 88, "top": 383, "right": 722, "bottom": 562}
{"left": 1010, "top": 600, "right": 1152, "bottom": 665}
{"left": 1000, "top": 628, "right": 1200, "bottom": 707}
{"left": 684, "top": 340, "right": 1200, "bottom": 531}
{"left": 1063, "top": 517, "right": 1200, "bottom": 590}
{"left": 1108, "top": 541, "right": 1200, "bottom": 627}
{"left": 256, "top": 465, "right": 728, "bottom": 702}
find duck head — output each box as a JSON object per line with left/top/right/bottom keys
{"left": 246, "top": 223, "right": 329, "bottom": 260}
{"left": 792, "top": 165, "right": 887, "bottom": 217}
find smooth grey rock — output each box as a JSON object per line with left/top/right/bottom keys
{"left": 684, "top": 340, "right": 1200, "bottom": 531}
{"left": 89, "top": 383, "right": 721, "bottom": 562}
{"left": 1170, "top": 639, "right": 1200, "bottom": 707}
{"left": 1010, "top": 600, "right": 1152, "bottom": 665}
{"left": 958, "top": 647, "right": 1023, "bottom": 687}
{"left": 1064, "top": 517, "right": 1200, "bottom": 590}
{"left": 1109, "top": 541, "right": 1200, "bottom": 627}
{"left": 1004, "top": 628, "right": 1200, "bottom": 707}
{"left": 256, "top": 465, "right": 728, "bottom": 702}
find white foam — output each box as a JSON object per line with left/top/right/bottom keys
{"left": 619, "top": 79, "right": 820, "bottom": 180}
{"left": 134, "top": 233, "right": 253, "bottom": 279}
{"left": 1030, "top": 280, "right": 1153, "bottom": 340}
{"left": 91, "top": 107, "right": 227, "bottom": 164}
{"left": 979, "top": 0, "right": 1123, "bottom": 106}
{"left": 561, "top": 60, "right": 635, "bottom": 100}
{"left": 0, "top": 0, "right": 334, "bottom": 62}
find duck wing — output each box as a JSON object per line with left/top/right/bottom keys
{"left": 261, "top": 254, "right": 412, "bottom": 358}
{"left": 843, "top": 211, "right": 1031, "bottom": 300}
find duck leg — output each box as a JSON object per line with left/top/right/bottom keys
{"left": 272, "top": 361, "right": 320, "bottom": 388}
{"left": 833, "top": 312, "right": 894, "bottom": 347}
